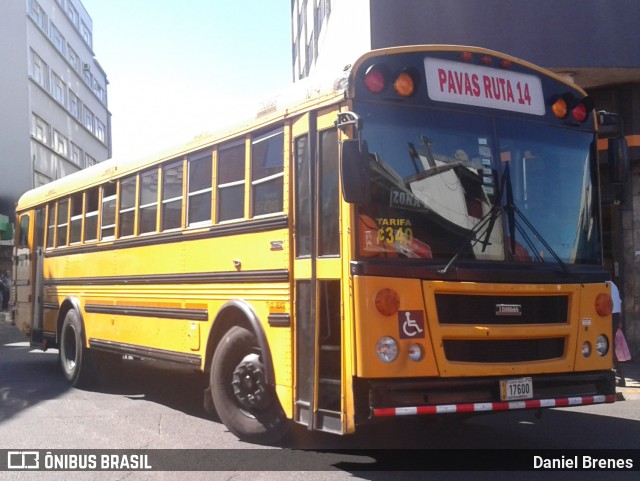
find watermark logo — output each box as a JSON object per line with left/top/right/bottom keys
{"left": 7, "top": 451, "right": 39, "bottom": 469}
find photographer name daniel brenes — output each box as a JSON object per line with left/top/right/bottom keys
{"left": 533, "top": 455, "right": 634, "bottom": 470}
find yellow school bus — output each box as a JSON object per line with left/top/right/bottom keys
{"left": 13, "top": 46, "right": 617, "bottom": 443}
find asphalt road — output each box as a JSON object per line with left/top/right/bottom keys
{"left": 1, "top": 314, "right": 639, "bottom": 480}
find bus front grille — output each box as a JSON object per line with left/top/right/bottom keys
{"left": 435, "top": 294, "right": 568, "bottom": 325}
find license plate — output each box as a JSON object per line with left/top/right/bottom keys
{"left": 500, "top": 377, "right": 533, "bottom": 401}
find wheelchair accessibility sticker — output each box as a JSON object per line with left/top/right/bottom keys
{"left": 398, "top": 310, "right": 425, "bottom": 339}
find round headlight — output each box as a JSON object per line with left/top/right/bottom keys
{"left": 408, "top": 343, "right": 423, "bottom": 362}
{"left": 595, "top": 335, "right": 609, "bottom": 356}
{"left": 376, "top": 336, "right": 398, "bottom": 363}
{"left": 582, "top": 341, "right": 592, "bottom": 357}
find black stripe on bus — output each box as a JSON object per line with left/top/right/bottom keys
{"left": 89, "top": 338, "right": 201, "bottom": 367}
{"left": 43, "top": 302, "right": 59, "bottom": 310}
{"left": 267, "top": 313, "right": 291, "bottom": 327}
{"left": 42, "top": 268, "right": 289, "bottom": 286}
{"left": 85, "top": 304, "right": 209, "bottom": 321}
{"left": 44, "top": 215, "right": 288, "bottom": 258}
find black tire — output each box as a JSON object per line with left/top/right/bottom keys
{"left": 59, "top": 309, "right": 94, "bottom": 388}
{"left": 210, "top": 326, "right": 288, "bottom": 444}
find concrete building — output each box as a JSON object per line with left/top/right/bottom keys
{"left": 291, "top": 0, "right": 640, "bottom": 355}
{"left": 0, "top": 0, "right": 111, "bottom": 227}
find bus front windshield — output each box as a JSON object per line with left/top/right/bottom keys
{"left": 356, "top": 103, "right": 600, "bottom": 266}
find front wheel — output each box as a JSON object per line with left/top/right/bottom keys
{"left": 59, "top": 309, "right": 93, "bottom": 387}
{"left": 210, "top": 326, "right": 288, "bottom": 443}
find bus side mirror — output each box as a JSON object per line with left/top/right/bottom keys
{"left": 341, "top": 140, "right": 370, "bottom": 204}
{"left": 608, "top": 137, "right": 629, "bottom": 184}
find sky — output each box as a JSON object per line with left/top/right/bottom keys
{"left": 81, "top": 0, "right": 292, "bottom": 160}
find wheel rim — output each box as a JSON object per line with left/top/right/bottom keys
{"left": 231, "top": 353, "right": 270, "bottom": 411}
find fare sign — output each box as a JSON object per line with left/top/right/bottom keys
{"left": 424, "top": 57, "right": 545, "bottom": 115}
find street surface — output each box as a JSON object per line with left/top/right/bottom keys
{"left": 1, "top": 314, "right": 639, "bottom": 480}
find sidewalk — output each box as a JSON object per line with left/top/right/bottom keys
{"left": 617, "top": 360, "right": 640, "bottom": 401}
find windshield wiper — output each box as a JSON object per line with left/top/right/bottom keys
{"left": 439, "top": 162, "right": 569, "bottom": 275}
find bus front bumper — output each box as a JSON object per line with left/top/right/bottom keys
{"left": 363, "top": 370, "right": 616, "bottom": 419}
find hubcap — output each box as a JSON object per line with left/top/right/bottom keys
{"left": 231, "top": 353, "right": 269, "bottom": 411}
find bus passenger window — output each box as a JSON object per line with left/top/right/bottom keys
{"left": 119, "top": 176, "right": 136, "bottom": 237}
{"left": 57, "top": 199, "right": 69, "bottom": 247}
{"left": 70, "top": 193, "right": 83, "bottom": 244}
{"left": 217, "top": 141, "right": 245, "bottom": 222}
{"left": 161, "top": 160, "right": 183, "bottom": 231}
{"left": 101, "top": 183, "right": 116, "bottom": 240}
{"left": 46, "top": 204, "right": 55, "bottom": 249}
{"left": 84, "top": 187, "right": 99, "bottom": 242}
{"left": 139, "top": 169, "right": 159, "bottom": 234}
{"left": 251, "top": 127, "right": 284, "bottom": 217}
{"left": 187, "top": 149, "right": 212, "bottom": 227}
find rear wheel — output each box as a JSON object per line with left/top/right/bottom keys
{"left": 59, "top": 309, "right": 94, "bottom": 387}
{"left": 210, "top": 326, "right": 288, "bottom": 443}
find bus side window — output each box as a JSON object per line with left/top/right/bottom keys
{"left": 57, "top": 198, "right": 69, "bottom": 247}
{"left": 217, "top": 140, "right": 245, "bottom": 222}
{"left": 187, "top": 149, "right": 213, "bottom": 227}
{"left": 84, "top": 187, "right": 99, "bottom": 242}
{"left": 251, "top": 127, "right": 284, "bottom": 217}
{"left": 161, "top": 159, "right": 184, "bottom": 231}
{"left": 139, "top": 169, "right": 159, "bottom": 234}
{"left": 18, "top": 214, "right": 30, "bottom": 248}
{"left": 70, "top": 193, "right": 83, "bottom": 244}
{"left": 119, "top": 175, "right": 136, "bottom": 237}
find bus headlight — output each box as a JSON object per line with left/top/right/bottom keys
{"left": 582, "top": 341, "right": 592, "bottom": 357}
{"left": 376, "top": 336, "right": 398, "bottom": 363}
{"left": 408, "top": 343, "right": 423, "bottom": 362}
{"left": 595, "top": 335, "right": 609, "bottom": 356}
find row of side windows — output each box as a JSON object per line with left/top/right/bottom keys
{"left": 40, "top": 126, "right": 284, "bottom": 249}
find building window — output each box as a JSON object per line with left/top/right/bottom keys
{"left": 161, "top": 160, "right": 183, "bottom": 231}
{"left": 30, "top": 1, "right": 48, "bottom": 33}
{"left": 217, "top": 141, "right": 245, "bottom": 222}
{"left": 85, "top": 154, "right": 96, "bottom": 168}
{"left": 81, "top": 21, "right": 92, "bottom": 48}
{"left": 32, "top": 115, "right": 50, "bottom": 144}
{"left": 31, "top": 51, "right": 48, "bottom": 89}
{"left": 83, "top": 106, "right": 94, "bottom": 132}
{"left": 68, "top": 46, "right": 80, "bottom": 72}
{"left": 139, "top": 169, "right": 158, "bottom": 234}
{"left": 70, "top": 142, "right": 81, "bottom": 165}
{"left": 69, "top": 90, "right": 80, "bottom": 119}
{"left": 96, "top": 119, "right": 105, "bottom": 142}
{"left": 187, "top": 149, "right": 212, "bottom": 226}
{"left": 52, "top": 73, "right": 66, "bottom": 105}
{"left": 66, "top": 3, "right": 79, "bottom": 28}
{"left": 53, "top": 130, "right": 68, "bottom": 156}
{"left": 50, "top": 23, "right": 66, "bottom": 55}
{"left": 251, "top": 127, "right": 284, "bottom": 216}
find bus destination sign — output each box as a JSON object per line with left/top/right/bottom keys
{"left": 424, "top": 57, "right": 545, "bottom": 116}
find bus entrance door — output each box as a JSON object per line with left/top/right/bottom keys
{"left": 13, "top": 211, "right": 44, "bottom": 347}
{"left": 292, "top": 110, "right": 344, "bottom": 434}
